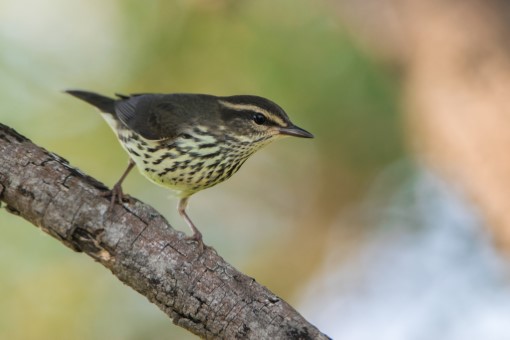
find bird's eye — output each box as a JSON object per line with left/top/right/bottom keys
{"left": 252, "top": 113, "right": 266, "bottom": 125}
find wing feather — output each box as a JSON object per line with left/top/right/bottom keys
{"left": 114, "top": 94, "right": 218, "bottom": 141}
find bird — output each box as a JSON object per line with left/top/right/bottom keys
{"left": 66, "top": 90, "right": 313, "bottom": 247}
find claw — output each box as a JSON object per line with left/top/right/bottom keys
{"left": 185, "top": 230, "right": 205, "bottom": 252}
{"left": 101, "top": 183, "right": 131, "bottom": 210}
{"left": 179, "top": 197, "right": 206, "bottom": 251}
{"left": 102, "top": 159, "right": 136, "bottom": 211}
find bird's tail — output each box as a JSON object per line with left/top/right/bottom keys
{"left": 65, "top": 90, "right": 115, "bottom": 114}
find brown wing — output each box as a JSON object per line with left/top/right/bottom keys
{"left": 114, "top": 93, "right": 219, "bottom": 141}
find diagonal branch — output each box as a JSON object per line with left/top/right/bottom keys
{"left": 0, "top": 123, "right": 329, "bottom": 339}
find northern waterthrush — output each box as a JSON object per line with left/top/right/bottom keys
{"left": 66, "top": 90, "right": 313, "bottom": 246}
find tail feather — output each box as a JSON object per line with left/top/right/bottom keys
{"left": 65, "top": 90, "right": 115, "bottom": 114}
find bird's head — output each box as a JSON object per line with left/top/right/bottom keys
{"left": 216, "top": 95, "right": 313, "bottom": 146}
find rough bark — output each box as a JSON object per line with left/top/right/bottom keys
{"left": 0, "top": 123, "right": 329, "bottom": 340}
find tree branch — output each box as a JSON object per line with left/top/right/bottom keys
{"left": 0, "top": 123, "right": 329, "bottom": 339}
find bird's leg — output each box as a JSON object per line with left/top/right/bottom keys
{"left": 178, "top": 197, "right": 204, "bottom": 247}
{"left": 102, "top": 159, "right": 136, "bottom": 209}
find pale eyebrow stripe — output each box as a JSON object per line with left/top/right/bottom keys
{"left": 218, "top": 100, "right": 286, "bottom": 126}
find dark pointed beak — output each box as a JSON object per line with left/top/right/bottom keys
{"left": 279, "top": 125, "right": 314, "bottom": 138}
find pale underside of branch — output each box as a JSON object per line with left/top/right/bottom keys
{"left": 0, "top": 123, "right": 329, "bottom": 340}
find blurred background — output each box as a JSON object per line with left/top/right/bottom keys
{"left": 1, "top": 0, "right": 510, "bottom": 339}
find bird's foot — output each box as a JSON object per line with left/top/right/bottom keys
{"left": 185, "top": 231, "right": 205, "bottom": 252}
{"left": 101, "top": 184, "right": 132, "bottom": 211}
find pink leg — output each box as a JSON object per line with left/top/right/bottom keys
{"left": 178, "top": 197, "right": 204, "bottom": 247}
{"left": 103, "top": 159, "right": 135, "bottom": 209}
